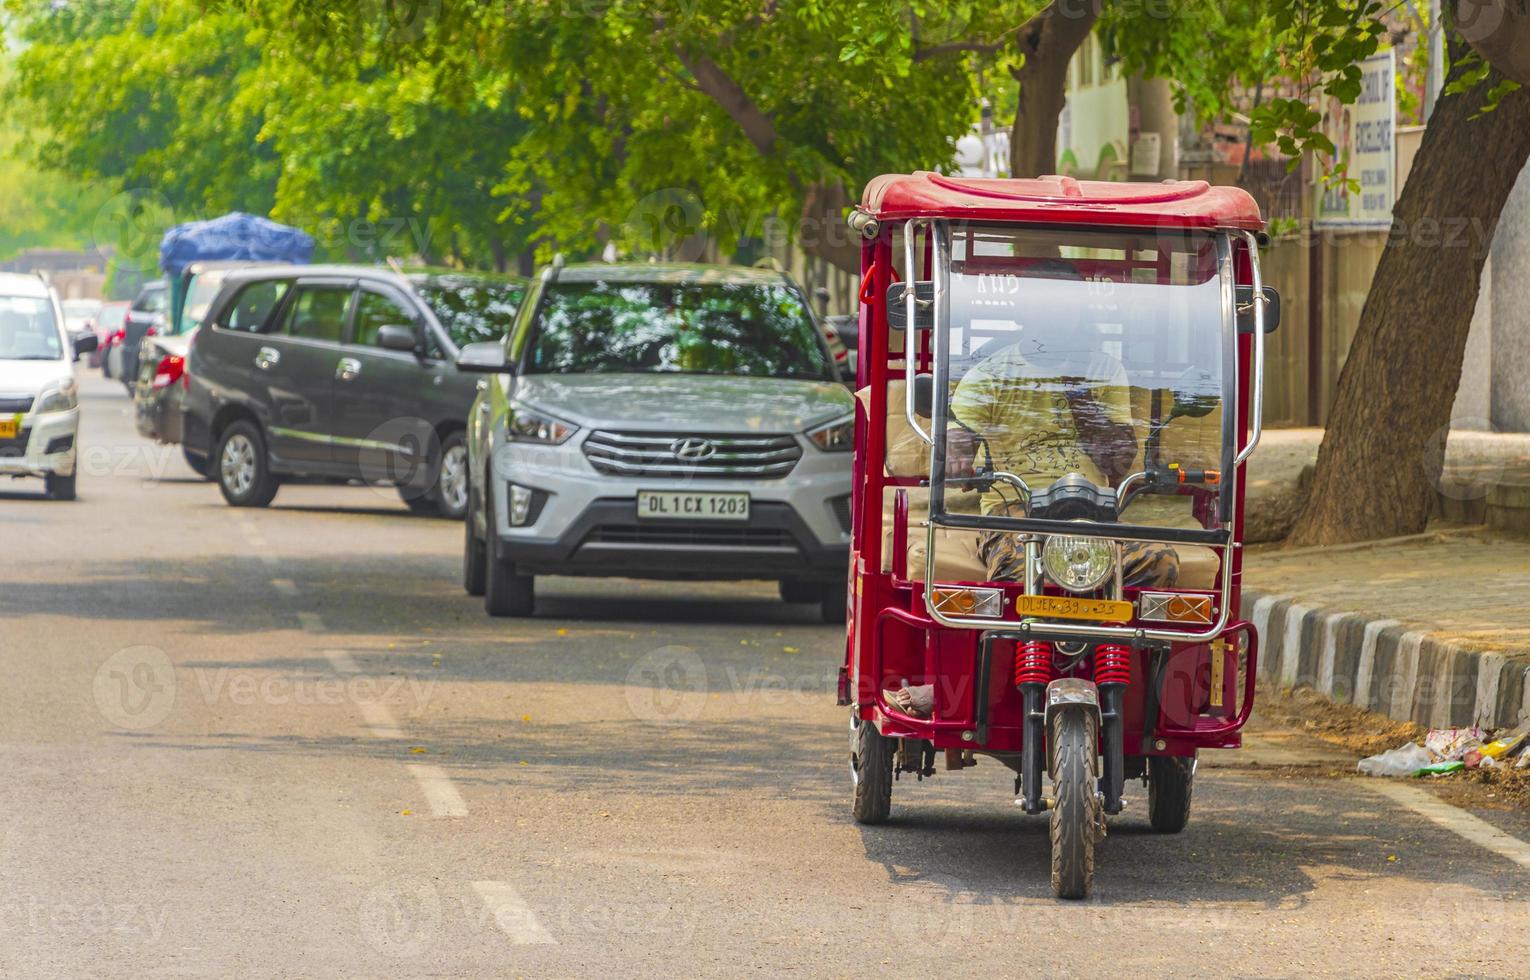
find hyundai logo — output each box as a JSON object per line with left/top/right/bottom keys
{"left": 671, "top": 437, "right": 716, "bottom": 461}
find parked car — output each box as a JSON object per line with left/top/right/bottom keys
{"left": 91, "top": 301, "right": 129, "bottom": 370}
{"left": 135, "top": 262, "right": 279, "bottom": 478}
{"left": 458, "top": 262, "right": 853, "bottom": 620}
{"left": 0, "top": 272, "right": 97, "bottom": 499}
{"left": 183, "top": 265, "right": 525, "bottom": 517}
{"left": 61, "top": 299, "right": 102, "bottom": 348}
{"left": 111, "top": 279, "right": 168, "bottom": 391}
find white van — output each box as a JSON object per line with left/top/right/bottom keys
{"left": 0, "top": 273, "right": 95, "bottom": 500}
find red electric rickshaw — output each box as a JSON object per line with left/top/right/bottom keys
{"left": 838, "top": 173, "right": 1277, "bottom": 898}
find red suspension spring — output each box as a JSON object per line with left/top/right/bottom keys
{"left": 1094, "top": 642, "right": 1132, "bottom": 687}
{"left": 1014, "top": 639, "right": 1054, "bottom": 687}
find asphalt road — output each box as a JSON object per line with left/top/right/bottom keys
{"left": 2, "top": 373, "right": 1527, "bottom": 977}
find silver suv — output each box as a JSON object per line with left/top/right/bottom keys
{"left": 458, "top": 263, "right": 853, "bottom": 621}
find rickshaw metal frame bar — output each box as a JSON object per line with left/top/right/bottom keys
{"left": 902, "top": 219, "right": 933, "bottom": 447}
{"left": 1233, "top": 230, "right": 1265, "bottom": 466}
{"left": 917, "top": 221, "right": 1253, "bottom": 644}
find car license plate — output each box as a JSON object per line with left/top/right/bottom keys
{"left": 1015, "top": 595, "right": 1134, "bottom": 622}
{"left": 0, "top": 414, "right": 19, "bottom": 439}
{"left": 636, "top": 490, "right": 750, "bottom": 521}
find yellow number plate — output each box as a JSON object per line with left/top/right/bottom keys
{"left": 0, "top": 415, "right": 18, "bottom": 439}
{"left": 1015, "top": 595, "right": 1134, "bottom": 622}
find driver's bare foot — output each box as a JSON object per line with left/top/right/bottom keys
{"left": 886, "top": 684, "right": 934, "bottom": 717}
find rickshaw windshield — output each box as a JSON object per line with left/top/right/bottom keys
{"left": 936, "top": 224, "right": 1230, "bottom": 532}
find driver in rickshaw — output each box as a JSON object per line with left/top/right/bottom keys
{"left": 941, "top": 260, "right": 1180, "bottom": 590}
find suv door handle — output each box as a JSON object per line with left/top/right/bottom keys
{"left": 254, "top": 346, "right": 281, "bottom": 370}
{"left": 335, "top": 357, "right": 362, "bottom": 382}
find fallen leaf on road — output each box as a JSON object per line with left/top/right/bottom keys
{"left": 521, "top": 714, "right": 532, "bottom": 722}
{"left": 556, "top": 628, "right": 568, "bottom": 636}
{"left": 410, "top": 746, "right": 428, "bottom": 754}
{"left": 400, "top": 809, "right": 412, "bottom": 816}
{"left": 783, "top": 646, "right": 800, "bottom": 654}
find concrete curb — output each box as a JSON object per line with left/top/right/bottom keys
{"left": 1240, "top": 590, "right": 1530, "bottom": 730}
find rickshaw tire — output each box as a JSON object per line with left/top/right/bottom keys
{"left": 1147, "top": 754, "right": 1195, "bottom": 833}
{"left": 1049, "top": 708, "right": 1100, "bottom": 900}
{"left": 850, "top": 718, "right": 893, "bottom": 824}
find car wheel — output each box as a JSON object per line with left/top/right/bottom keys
{"left": 183, "top": 446, "right": 211, "bottom": 480}
{"left": 44, "top": 472, "right": 76, "bottom": 501}
{"left": 463, "top": 505, "right": 487, "bottom": 597}
{"left": 778, "top": 578, "right": 817, "bottom": 604}
{"left": 399, "top": 488, "right": 439, "bottom": 515}
{"left": 484, "top": 504, "right": 533, "bottom": 617}
{"left": 429, "top": 431, "right": 470, "bottom": 520}
{"left": 819, "top": 579, "right": 847, "bottom": 624}
{"left": 215, "top": 420, "right": 278, "bottom": 508}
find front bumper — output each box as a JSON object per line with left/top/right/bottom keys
{"left": 0, "top": 408, "right": 79, "bottom": 478}
{"left": 489, "top": 435, "right": 851, "bottom": 581}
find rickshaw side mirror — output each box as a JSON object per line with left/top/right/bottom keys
{"left": 911, "top": 373, "right": 934, "bottom": 419}
{"left": 884, "top": 281, "right": 934, "bottom": 330}
{"left": 1235, "top": 285, "right": 1280, "bottom": 334}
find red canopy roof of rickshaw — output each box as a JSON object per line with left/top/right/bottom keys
{"left": 859, "top": 172, "right": 1264, "bottom": 231}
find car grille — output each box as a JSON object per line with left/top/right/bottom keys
{"left": 582, "top": 430, "right": 802, "bottom": 480}
{"left": 584, "top": 524, "right": 797, "bottom": 549}
{"left": 0, "top": 396, "right": 34, "bottom": 414}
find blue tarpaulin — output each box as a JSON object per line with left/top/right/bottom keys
{"left": 158, "top": 212, "right": 314, "bottom": 279}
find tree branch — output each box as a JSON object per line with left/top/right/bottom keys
{"left": 671, "top": 45, "right": 780, "bottom": 157}
{"left": 912, "top": 12, "right": 1045, "bottom": 63}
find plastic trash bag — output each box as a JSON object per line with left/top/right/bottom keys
{"left": 1424, "top": 727, "right": 1485, "bottom": 761}
{"left": 1358, "top": 742, "right": 1433, "bottom": 777}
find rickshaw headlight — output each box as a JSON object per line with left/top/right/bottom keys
{"left": 806, "top": 415, "right": 854, "bottom": 452}
{"left": 1041, "top": 535, "right": 1115, "bottom": 594}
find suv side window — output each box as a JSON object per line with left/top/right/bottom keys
{"left": 219, "top": 280, "right": 291, "bottom": 333}
{"left": 279, "top": 284, "right": 352, "bottom": 343}
{"left": 351, "top": 288, "right": 417, "bottom": 349}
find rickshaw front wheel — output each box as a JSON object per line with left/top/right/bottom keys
{"left": 1049, "top": 708, "right": 1102, "bottom": 900}
{"left": 1147, "top": 754, "right": 1195, "bottom": 833}
{"left": 849, "top": 716, "right": 893, "bottom": 824}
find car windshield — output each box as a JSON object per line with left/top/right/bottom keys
{"left": 180, "top": 272, "right": 229, "bottom": 332}
{"left": 63, "top": 300, "right": 101, "bottom": 322}
{"left": 0, "top": 295, "right": 64, "bottom": 361}
{"left": 134, "top": 286, "right": 168, "bottom": 313}
{"left": 936, "top": 225, "right": 1228, "bottom": 530}
{"left": 415, "top": 278, "right": 524, "bottom": 348}
{"left": 524, "top": 280, "right": 833, "bottom": 381}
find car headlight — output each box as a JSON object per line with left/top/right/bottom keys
{"left": 34, "top": 379, "right": 78, "bottom": 414}
{"left": 1041, "top": 534, "right": 1116, "bottom": 594}
{"left": 507, "top": 404, "right": 578, "bottom": 445}
{"left": 806, "top": 414, "right": 854, "bottom": 452}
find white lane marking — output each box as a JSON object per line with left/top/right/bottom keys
{"left": 406, "top": 764, "right": 468, "bottom": 818}
{"left": 271, "top": 578, "right": 299, "bottom": 597}
{"left": 296, "top": 611, "right": 325, "bottom": 632}
{"left": 324, "top": 649, "right": 360, "bottom": 675}
{"left": 1361, "top": 779, "right": 1530, "bottom": 871}
{"left": 359, "top": 701, "right": 404, "bottom": 739}
{"left": 471, "top": 881, "right": 557, "bottom": 945}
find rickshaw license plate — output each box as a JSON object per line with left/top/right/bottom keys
{"left": 637, "top": 490, "right": 750, "bottom": 521}
{"left": 1015, "top": 595, "right": 1134, "bottom": 621}
{"left": 0, "top": 414, "right": 18, "bottom": 439}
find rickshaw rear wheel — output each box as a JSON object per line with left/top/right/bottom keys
{"left": 1049, "top": 708, "right": 1102, "bottom": 900}
{"left": 850, "top": 716, "right": 893, "bottom": 824}
{"left": 1147, "top": 754, "right": 1195, "bottom": 833}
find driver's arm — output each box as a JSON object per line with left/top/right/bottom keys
{"left": 945, "top": 366, "right": 996, "bottom": 478}
{"left": 1063, "top": 358, "right": 1137, "bottom": 487}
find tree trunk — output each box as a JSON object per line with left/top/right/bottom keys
{"left": 800, "top": 180, "right": 861, "bottom": 275}
{"left": 1008, "top": 4, "right": 1098, "bottom": 177}
{"left": 1285, "top": 38, "right": 1530, "bottom": 545}
{"left": 1458, "top": 0, "right": 1530, "bottom": 84}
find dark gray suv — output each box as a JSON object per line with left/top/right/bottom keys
{"left": 184, "top": 265, "right": 524, "bottom": 517}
